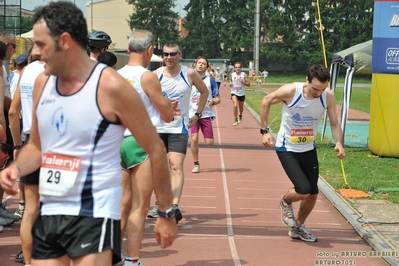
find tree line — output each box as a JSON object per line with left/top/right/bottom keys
{"left": 128, "top": 0, "right": 373, "bottom": 71}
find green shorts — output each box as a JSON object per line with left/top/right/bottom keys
{"left": 120, "top": 136, "right": 149, "bottom": 170}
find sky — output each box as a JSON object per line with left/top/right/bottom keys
{"left": 22, "top": 0, "right": 190, "bottom": 18}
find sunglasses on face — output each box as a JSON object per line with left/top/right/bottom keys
{"left": 163, "top": 52, "right": 180, "bottom": 57}
{"left": 7, "top": 43, "right": 17, "bottom": 49}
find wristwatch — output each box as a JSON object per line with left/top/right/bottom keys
{"left": 156, "top": 205, "right": 177, "bottom": 219}
{"left": 13, "top": 144, "right": 23, "bottom": 150}
{"left": 195, "top": 112, "right": 202, "bottom": 119}
{"left": 260, "top": 127, "right": 270, "bottom": 135}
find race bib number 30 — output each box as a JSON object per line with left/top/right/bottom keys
{"left": 39, "top": 153, "right": 82, "bottom": 197}
{"left": 289, "top": 128, "right": 314, "bottom": 144}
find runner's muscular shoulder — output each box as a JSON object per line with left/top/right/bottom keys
{"left": 267, "top": 83, "right": 296, "bottom": 105}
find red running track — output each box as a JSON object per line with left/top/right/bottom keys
{"left": 0, "top": 83, "right": 388, "bottom": 266}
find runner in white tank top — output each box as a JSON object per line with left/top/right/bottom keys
{"left": 117, "top": 29, "right": 175, "bottom": 266}
{"left": 150, "top": 41, "right": 209, "bottom": 225}
{"left": 0, "top": 5, "right": 176, "bottom": 264}
{"left": 8, "top": 58, "right": 45, "bottom": 266}
{"left": 229, "top": 62, "right": 250, "bottom": 126}
{"left": 275, "top": 82, "right": 327, "bottom": 152}
{"left": 260, "top": 64, "right": 345, "bottom": 243}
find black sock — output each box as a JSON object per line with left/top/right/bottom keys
{"left": 194, "top": 161, "right": 199, "bottom": 165}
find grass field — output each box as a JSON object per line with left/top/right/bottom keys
{"left": 244, "top": 78, "right": 399, "bottom": 204}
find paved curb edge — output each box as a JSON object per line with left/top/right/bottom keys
{"left": 245, "top": 102, "right": 399, "bottom": 266}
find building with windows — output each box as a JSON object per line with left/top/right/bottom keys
{"left": 86, "top": 0, "right": 187, "bottom": 50}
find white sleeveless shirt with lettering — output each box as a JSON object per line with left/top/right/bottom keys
{"left": 231, "top": 72, "right": 246, "bottom": 97}
{"left": 36, "top": 63, "right": 125, "bottom": 219}
{"left": 156, "top": 65, "right": 191, "bottom": 134}
{"left": 275, "top": 82, "right": 327, "bottom": 152}
{"left": 20, "top": 61, "right": 45, "bottom": 135}
{"left": 118, "top": 65, "right": 163, "bottom": 137}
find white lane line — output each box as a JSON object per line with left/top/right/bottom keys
{"left": 215, "top": 106, "right": 241, "bottom": 266}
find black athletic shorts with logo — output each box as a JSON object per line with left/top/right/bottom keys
{"left": 31, "top": 215, "right": 121, "bottom": 263}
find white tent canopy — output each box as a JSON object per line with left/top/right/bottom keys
{"left": 151, "top": 54, "right": 163, "bottom": 62}
{"left": 20, "top": 29, "right": 34, "bottom": 38}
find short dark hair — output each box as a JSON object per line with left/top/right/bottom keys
{"left": 307, "top": 64, "right": 330, "bottom": 83}
{"left": 163, "top": 41, "right": 182, "bottom": 53}
{"left": 97, "top": 51, "right": 117, "bottom": 67}
{"left": 195, "top": 56, "right": 209, "bottom": 68}
{"left": 32, "top": 1, "right": 88, "bottom": 50}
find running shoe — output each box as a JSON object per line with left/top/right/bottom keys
{"left": 0, "top": 216, "right": 15, "bottom": 226}
{"left": 173, "top": 204, "right": 183, "bottom": 224}
{"left": 0, "top": 225, "right": 3, "bottom": 233}
{"left": 147, "top": 202, "right": 159, "bottom": 218}
{"left": 289, "top": 224, "right": 318, "bottom": 242}
{"left": 15, "top": 250, "right": 25, "bottom": 264}
{"left": 14, "top": 204, "right": 25, "bottom": 219}
{"left": 233, "top": 120, "right": 238, "bottom": 126}
{"left": 192, "top": 164, "right": 200, "bottom": 173}
{"left": 238, "top": 116, "right": 242, "bottom": 124}
{"left": 279, "top": 196, "right": 297, "bottom": 228}
{"left": 0, "top": 203, "right": 20, "bottom": 221}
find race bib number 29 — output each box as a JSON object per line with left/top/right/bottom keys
{"left": 39, "top": 153, "right": 82, "bottom": 197}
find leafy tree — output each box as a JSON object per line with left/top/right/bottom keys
{"left": 259, "top": 0, "right": 373, "bottom": 71}
{"left": 126, "top": 0, "right": 179, "bottom": 51}
{"left": 181, "top": 0, "right": 222, "bottom": 59}
{"left": 21, "top": 16, "right": 33, "bottom": 34}
{"left": 218, "top": 0, "right": 255, "bottom": 66}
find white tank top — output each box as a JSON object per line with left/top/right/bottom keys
{"left": 275, "top": 82, "right": 327, "bottom": 152}
{"left": 20, "top": 61, "right": 45, "bottom": 135}
{"left": 36, "top": 63, "right": 125, "bottom": 219}
{"left": 156, "top": 65, "right": 191, "bottom": 134}
{"left": 189, "top": 76, "right": 218, "bottom": 119}
{"left": 2, "top": 65, "right": 11, "bottom": 98}
{"left": 118, "top": 65, "right": 163, "bottom": 136}
{"left": 231, "top": 72, "right": 246, "bottom": 96}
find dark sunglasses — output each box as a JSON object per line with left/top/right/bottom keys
{"left": 7, "top": 43, "right": 17, "bottom": 49}
{"left": 163, "top": 52, "right": 180, "bottom": 57}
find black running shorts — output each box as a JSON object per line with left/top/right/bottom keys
{"left": 276, "top": 149, "right": 319, "bottom": 195}
{"left": 31, "top": 215, "right": 121, "bottom": 263}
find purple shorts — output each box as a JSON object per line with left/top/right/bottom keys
{"left": 190, "top": 117, "right": 214, "bottom": 139}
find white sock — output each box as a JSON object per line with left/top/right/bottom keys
{"left": 124, "top": 257, "right": 139, "bottom": 266}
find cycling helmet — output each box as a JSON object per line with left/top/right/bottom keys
{"left": 88, "top": 31, "right": 112, "bottom": 50}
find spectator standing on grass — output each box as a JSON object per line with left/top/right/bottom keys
{"left": 189, "top": 56, "right": 221, "bottom": 174}
{"left": 260, "top": 64, "right": 345, "bottom": 242}
{"left": 262, "top": 69, "right": 269, "bottom": 83}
